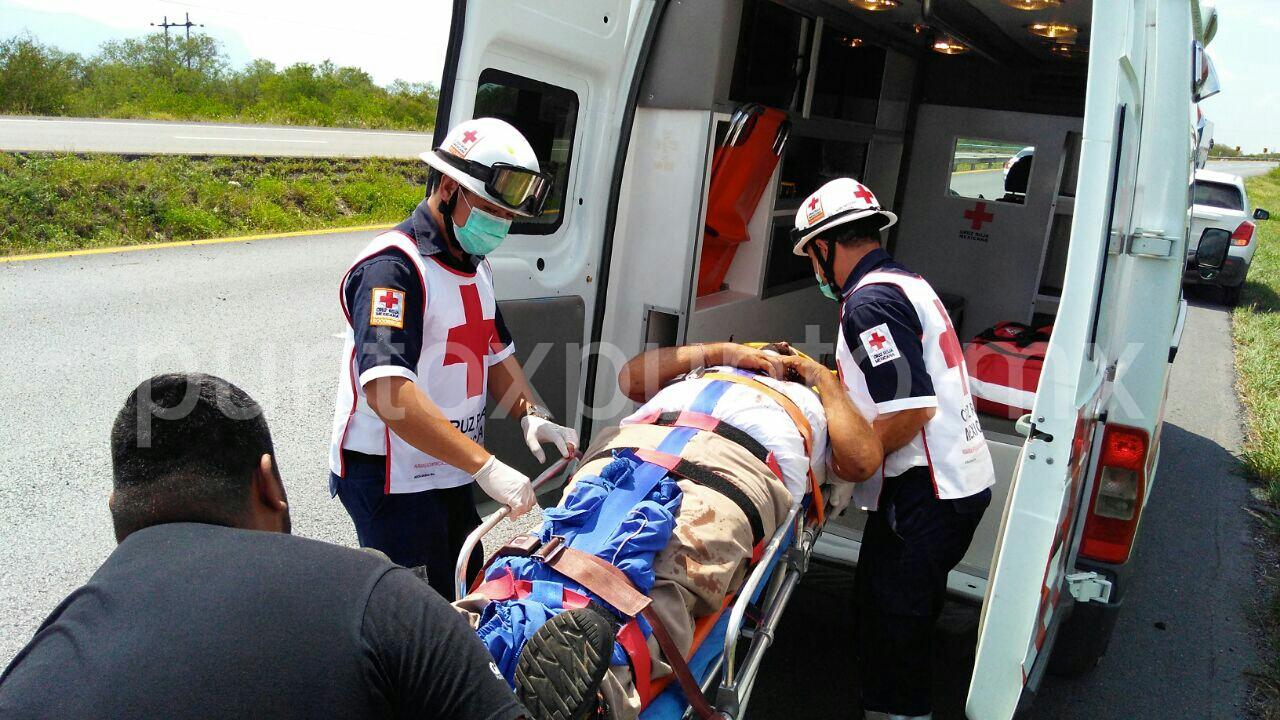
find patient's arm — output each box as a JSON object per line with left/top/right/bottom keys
{"left": 617, "top": 343, "right": 782, "bottom": 403}
{"left": 778, "top": 354, "right": 883, "bottom": 483}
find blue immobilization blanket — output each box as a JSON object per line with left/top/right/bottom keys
{"left": 476, "top": 453, "right": 683, "bottom": 682}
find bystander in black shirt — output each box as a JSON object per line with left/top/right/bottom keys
{"left": 0, "top": 523, "right": 524, "bottom": 720}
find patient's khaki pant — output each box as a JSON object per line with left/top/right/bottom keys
{"left": 574, "top": 425, "right": 792, "bottom": 720}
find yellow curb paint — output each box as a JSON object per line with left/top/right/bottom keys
{"left": 1, "top": 223, "right": 394, "bottom": 264}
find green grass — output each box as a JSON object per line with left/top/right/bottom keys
{"left": 1235, "top": 168, "right": 1280, "bottom": 495}
{"left": 1236, "top": 168, "right": 1280, "bottom": 717}
{"left": 0, "top": 153, "right": 425, "bottom": 256}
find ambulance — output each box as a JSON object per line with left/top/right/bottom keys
{"left": 436, "top": 0, "right": 1221, "bottom": 715}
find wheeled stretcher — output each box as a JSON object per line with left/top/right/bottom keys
{"left": 456, "top": 449, "right": 832, "bottom": 720}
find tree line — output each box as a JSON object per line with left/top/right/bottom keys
{"left": 0, "top": 32, "right": 438, "bottom": 131}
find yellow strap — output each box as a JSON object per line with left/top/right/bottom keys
{"left": 700, "top": 372, "right": 826, "bottom": 524}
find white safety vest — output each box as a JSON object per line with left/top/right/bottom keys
{"left": 836, "top": 271, "right": 995, "bottom": 511}
{"left": 328, "top": 231, "right": 512, "bottom": 494}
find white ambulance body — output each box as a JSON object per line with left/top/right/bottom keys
{"left": 438, "top": 0, "right": 1220, "bottom": 715}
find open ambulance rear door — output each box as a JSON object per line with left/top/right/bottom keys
{"left": 436, "top": 0, "right": 661, "bottom": 472}
{"left": 966, "top": 0, "right": 1194, "bottom": 715}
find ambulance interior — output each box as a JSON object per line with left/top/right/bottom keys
{"left": 615, "top": 0, "right": 1093, "bottom": 596}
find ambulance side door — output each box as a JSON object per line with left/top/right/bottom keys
{"left": 437, "top": 0, "right": 658, "bottom": 478}
{"left": 966, "top": 0, "right": 1148, "bottom": 716}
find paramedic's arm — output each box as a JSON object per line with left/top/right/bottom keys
{"left": 618, "top": 343, "right": 782, "bottom": 403}
{"left": 874, "top": 408, "right": 937, "bottom": 454}
{"left": 779, "top": 355, "right": 882, "bottom": 482}
{"left": 346, "top": 253, "right": 489, "bottom": 473}
{"left": 843, "top": 296, "right": 938, "bottom": 455}
{"left": 366, "top": 377, "right": 490, "bottom": 472}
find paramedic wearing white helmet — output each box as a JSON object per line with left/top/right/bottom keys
{"left": 328, "top": 117, "right": 577, "bottom": 598}
{"left": 792, "top": 178, "right": 995, "bottom": 720}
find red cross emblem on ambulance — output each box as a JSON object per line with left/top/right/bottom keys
{"left": 964, "top": 202, "right": 995, "bottom": 230}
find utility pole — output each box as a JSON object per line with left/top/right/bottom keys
{"left": 150, "top": 13, "right": 204, "bottom": 69}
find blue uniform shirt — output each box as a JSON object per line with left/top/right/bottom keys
{"left": 344, "top": 200, "right": 513, "bottom": 382}
{"left": 839, "top": 248, "right": 936, "bottom": 409}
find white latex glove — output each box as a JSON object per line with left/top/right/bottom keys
{"left": 520, "top": 415, "right": 579, "bottom": 464}
{"left": 472, "top": 456, "right": 537, "bottom": 518}
{"left": 826, "top": 481, "right": 857, "bottom": 516}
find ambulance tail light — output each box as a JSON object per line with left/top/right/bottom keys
{"left": 1231, "top": 221, "right": 1255, "bottom": 246}
{"left": 1080, "top": 424, "right": 1148, "bottom": 564}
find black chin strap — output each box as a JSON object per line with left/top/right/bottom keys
{"left": 434, "top": 192, "right": 477, "bottom": 271}
{"left": 814, "top": 239, "right": 841, "bottom": 297}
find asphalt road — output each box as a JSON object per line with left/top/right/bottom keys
{"left": 950, "top": 169, "right": 1008, "bottom": 200}
{"left": 1206, "top": 160, "right": 1278, "bottom": 178}
{"left": 0, "top": 116, "right": 432, "bottom": 158}
{"left": 0, "top": 232, "right": 1263, "bottom": 719}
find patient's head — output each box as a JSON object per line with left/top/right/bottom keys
{"left": 109, "top": 373, "right": 290, "bottom": 542}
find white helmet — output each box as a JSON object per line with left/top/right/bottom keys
{"left": 419, "top": 117, "right": 551, "bottom": 217}
{"left": 791, "top": 178, "right": 897, "bottom": 256}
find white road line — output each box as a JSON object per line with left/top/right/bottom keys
{"left": 173, "top": 135, "right": 328, "bottom": 144}
{"left": 0, "top": 116, "right": 428, "bottom": 138}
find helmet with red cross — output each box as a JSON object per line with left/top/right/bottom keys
{"left": 419, "top": 117, "right": 552, "bottom": 218}
{"left": 791, "top": 178, "right": 897, "bottom": 256}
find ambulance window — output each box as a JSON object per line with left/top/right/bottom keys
{"left": 810, "top": 31, "right": 885, "bottom": 123}
{"left": 1193, "top": 181, "right": 1244, "bottom": 211}
{"left": 474, "top": 69, "right": 579, "bottom": 234}
{"left": 778, "top": 137, "right": 868, "bottom": 203}
{"left": 763, "top": 220, "right": 815, "bottom": 297}
{"left": 730, "top": 0, "right": 809, "bottom": 110}
{"left": 947, "top": 138, "right": 1034, "bottom": 206}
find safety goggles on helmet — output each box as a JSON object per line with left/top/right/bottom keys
{"left": 435, "top": 152, "right": 553, "bottom": 216}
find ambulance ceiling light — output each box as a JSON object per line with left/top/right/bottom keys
{"left": 1028, "top": 22, "right": 1079, "bottom": 40}
{"left": 1048, "top": 42, "right": 1086, "bottom": 59}
{"left": 1001, "top": 0, "right": 1064, "bottom": 10}
{"left": 842, "top": 36, "right": 866, "bottom": 48}
{"left": 849, "top": 0, "right": 900, "bottom": 12}
{"left": 932, "top": 36, "right": 969, "bottom": 55}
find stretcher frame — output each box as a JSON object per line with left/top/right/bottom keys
{"left": 455, "top": 451, "right": 830, "bottom": 720}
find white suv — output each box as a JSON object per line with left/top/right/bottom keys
{"left": 1184, "top": 169, "right": 1271, "bottom": 305}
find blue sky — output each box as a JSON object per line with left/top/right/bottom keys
{"left": 1, "top": 0, "right": 1274, "bottom": 152}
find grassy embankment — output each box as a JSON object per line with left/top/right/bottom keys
{"left": 0, "top": 153, "right": 424, "bottom": 257}
{"left": 1237, "top": 167, "right": 1280, "bottom": 715}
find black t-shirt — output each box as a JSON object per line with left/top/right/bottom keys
{"left": 0, "top": 523, "right": 524, "bottom": 720}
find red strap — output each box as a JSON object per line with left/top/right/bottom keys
{"left": 674, "top": 411, "right": 722, "bottom": 433}
{"left": 616, "top": 619, "right": 652, "bottom": 703}
{"left": 633, "top": 448, "right": 681, "bottom": 472}
{"left": 472, "top": 570, "right": 590, "bottom": 609}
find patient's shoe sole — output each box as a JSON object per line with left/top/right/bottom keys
{"left": 515, "top": 607, "right": 614, "bottom": 720}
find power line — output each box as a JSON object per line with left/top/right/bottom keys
{"left": 149, "top": 12, "right": 205, "bottom": 69}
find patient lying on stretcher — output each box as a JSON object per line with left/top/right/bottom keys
{"left": 457, "top": 343, "right": 881, "bottom": 720}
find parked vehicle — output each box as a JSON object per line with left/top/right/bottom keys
{"left": 1185, "top": 168, "right": 1271, "bottom": 305}
{"left": 436, "top": 0, "right": 1221, "bottom": 716}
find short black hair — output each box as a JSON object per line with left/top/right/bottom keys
{"left": 110, "top": 373, "right": 274, "bottom": 540}
{"left": 819, "top": 215, "right": 885, "bottom": 248}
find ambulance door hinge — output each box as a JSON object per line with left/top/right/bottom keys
{"left": 1066, "top": 571, "right": 1113, "bottom": 604}
{"left": 1127, "top": 229, "right": 1178, "bottom": 257}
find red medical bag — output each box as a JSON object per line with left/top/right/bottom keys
{"left": 964, "top": 322, "right": 1052, "bottom": 420}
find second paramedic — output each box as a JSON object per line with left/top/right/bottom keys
{"left": 792, "top": 178, "right": 996, "bottom": 720}
{"left": 328, "top": 117, "right": 577, "bottom": 598}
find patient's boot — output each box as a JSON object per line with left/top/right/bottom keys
{"left": 516, "top": 608, "right": 616, "bottom": 720}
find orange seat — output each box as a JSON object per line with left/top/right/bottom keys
{"left": 697, "top": 105, "right": 789, "bottom": 297}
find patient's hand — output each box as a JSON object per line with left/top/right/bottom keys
{"left": 717, "top": 343, "right": 784, "bottom": 379}
{"left": 777, "top": 354, "right": 834, "bottom": 388}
